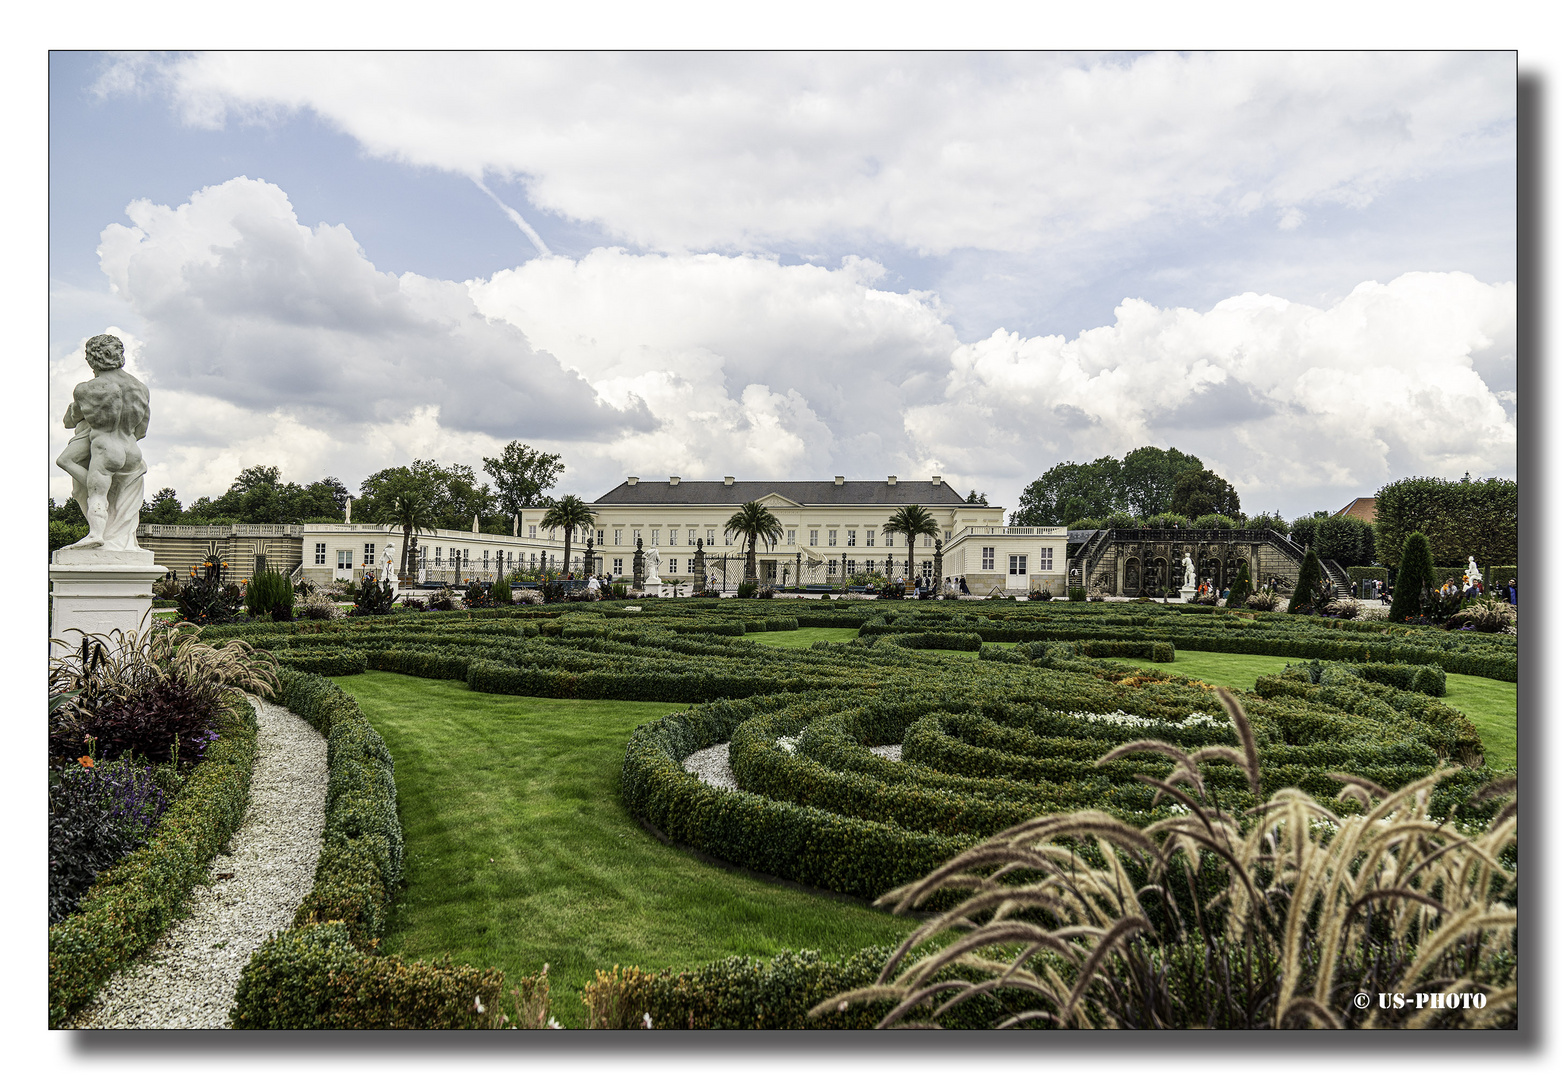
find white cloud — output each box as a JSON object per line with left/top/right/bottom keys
{"left": 59, "top": 176, "right": 1513, "bottom": 518}
{"left": 910, "top": 271, "right": 1516, "bottom": 506}
{"left": 91, "top": 176, "right": 643, "bottom": 438}
{"left": 101, "top": 51, "right": 1515, "bottom": 257}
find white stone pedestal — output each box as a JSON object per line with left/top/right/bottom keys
{"left": 1180, "top": 586, "right": 1196, "bottom": 604}
{"left": 49, "top": 547, "right": 168, "bottom": 657}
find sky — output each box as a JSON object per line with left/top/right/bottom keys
{"left": 49, "top": 51, "right": 1517, "bottom": 521}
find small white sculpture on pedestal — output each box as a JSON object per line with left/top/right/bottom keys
{"left": 1466, "top": 555, "right": 1482, "bottom": 588}
{"left": 1180, "top": 552, "right": 1198, "bottom": 602}
{"left": 644, "top": 548, "right": 663, "bottom": 586}
{"left": 381, "top": 542, "right": 400, "bottom": 598}
{"left": 51, "top": 334, "right": 167, "bottom": 654}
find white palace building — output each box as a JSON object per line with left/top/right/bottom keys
{"left": 132, "top": 475, "right": 1068, "bottom": 597}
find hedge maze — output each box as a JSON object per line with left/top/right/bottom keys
{"left": 203, "top": 599, "right": 1512, "bottom": 907}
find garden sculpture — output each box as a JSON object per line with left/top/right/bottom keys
{"left": 56, "top": 334, "right": 150, "bottom": 552}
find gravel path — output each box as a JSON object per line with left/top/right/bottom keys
{"left": 67, "top": 698, "right": 328, "bottom": 1029}
{"left": 681, "top": 740, "right": 903, "bottom": 789}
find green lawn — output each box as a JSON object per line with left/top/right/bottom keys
{"left": 332, "top": 672, "right": 917, "bottom": 1027}
{"left": 746, "top": 627, "right": 859, "bottom": 648}
{"left": 1145, "top": 650, "right": 1517, "bottom": 772}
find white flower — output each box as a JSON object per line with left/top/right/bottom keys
{"left": 775, "top": 735, "right": 800, "bottom": 754}
{"left": 475, "top": 996, "right": 485, "bottom": 1014}
{"left": 548, "top": 1016, "right": 563, "bottom": 1029}
{"left": 643, "top": 1011, "right": 654, "bottom": 1029}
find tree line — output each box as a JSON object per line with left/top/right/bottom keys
{"left": 1008, "top": 448, "right": 1516, "bottom": 575}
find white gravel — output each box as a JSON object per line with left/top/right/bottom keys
{"left": 681, "top": 740, "right": 904, "bottom": 788}
{"left": 65, "top": 698, "right": 328, "bottom": 1029}
{"left": 682, "top": 741, "right": 737, "bottom": 790}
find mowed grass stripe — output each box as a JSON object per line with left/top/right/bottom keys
{"left": 331, "top": 672, "right": 915, "bottom": 1028}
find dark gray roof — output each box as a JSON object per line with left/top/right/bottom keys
{"left": 593, "top": 479, "right": 974, "bottom": 507}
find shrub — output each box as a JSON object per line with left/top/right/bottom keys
{"left": 1226, "top": 560, "right": 1252, "bottom": 607}
{"left": 813, "top": 691, "right": 1516, "bottom": 1029}
{"left": 1143, "top": 513, "right": 1189, "bottom": 530}
{"left": 49, "top": 758, "right": 169, "bottom": 924}
{"left": 298, "top": 594, "right": 345, "bottom": 620}
{"left": 737, "top": 581, "right": 758, "bottom": 598}
{"left": 427, "top": 586, "right": 458, "bottom": 611}
{"left": 1287, "top": 549, "right": 1327, "bottom": 615}
{"left": 351, "top": 578, "right": 397, "bottom": 617}
{"left": 1455, "top": 595, "right": 1516, "bottom": 633}
{"left": 246, "top": 567, "right": 295, "bottom": 622}
{"left": 514, "top": 588, "right": 544, "bottom": 605}
{"left": 1192, "top": 513, "right": 1238, "bottom": 530}
{"left": 490, "top": 576, "right": 515, "bottom": 606}
{"left": 1246, "top": 588, "right": 1281, "bottom": 612}
{"left": 175, "top": 552, "right": 241, "bottom": 625}
{"left": 1103, "top": 511, "right": 1138, "bottom": 530}
{"left": 399, "top": 595, "right": 429, "bottom": 612}
{"left": 1067, "top": 517, "right": 1104, "bottom": 531}
{"left": 1321, "top": 597, "right": 1362, "bottom": 620}
{"left": 50, "top": 678, "right": 219, "bottom": 768}
{"left": 1068, "top": 586, "right": 1087, "bottom": 602}
{"left": 1389, "top": 531, "right": 1438, "bottom": 623}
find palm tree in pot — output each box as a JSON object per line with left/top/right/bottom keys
{"left": 884, "top": 504, "right": 940, "bottom": 590}
{"left": 725, "top": 500, "right": 784, "bottom": 585}
{"left": 540, "top": 495, "right": 596, "bottom": 581}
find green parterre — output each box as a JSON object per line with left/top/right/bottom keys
{"left": 200, "top": 599, "right": 1512, "bottom": 913}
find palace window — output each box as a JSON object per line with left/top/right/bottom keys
{"left": 1041, "top": 546, "right": 1054, "bottom": 570}
{"left": 633, "top": 529, "right": 642, "bottom": 544}
{"left": 336, "top": 549, "right": 353, "bottom": 570}
{"left": 827, "top": 529, "right": 837, "bottom": 547}
{"left": 846, "top": 530, "right": 856, "bottom": 546}
{"left": 707, "top": 528, "right": 716, "bottom": 545}
{"left": 614, "top": 529, "right": 623, "bottom": 546}
{"left": 786, "top": 529, "right": 796, "bottom": 545}
{"left": 463, "top": 548, "right": 470, "bottom": 567}
{"left": 420, "top": 546, "right": 428, "bottom": 564}
{"left": 846, "top": 559, "right": 856, "bottom": 575}
{"left": 883, "top": 531, "right": 893, "bottom": 546}
{"left": 981, "top": 547, "right": 995, "bottom": 570}
{"left": 1009, "top": 554, "right": 1027, "bottom": 575}
{"left": 865, "top": 531, "right": 874, "bottom": 546}
{"left": 809, "top": 530, "right": 819, "bottom": 546}
{"left": 314, "top": 542, "right": 327, "bottom": 565}
{"left": 828, "top": 559, "right": 838, "bottom": 575}
{"left": 685, "top": 529, "right": 694, "bottom": 545}
{"left": 613, "top": 558, "right": 623, "bottom": 576}
{"left": 363, "top": 543, "right": 375, "bottom": 565}
{"left": 529, "top": 525, "right": 536, "bottom": 538}
{"left": 924, "top": 535, "right": 933, "bottom": 547}
{"left": 596, "top": 529, "right": 605, "bottom": 546}
{"left": 483, "top": 550, "right": 490, "bottom": 569}
{"left": 652, "top": 529, "right": 660, "bottom": 546}
{"left": 434, "top": 546, "right": 443, "bottom": 563}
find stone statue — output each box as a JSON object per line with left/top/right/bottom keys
{"left": 382, "top": 542, "right": 399, "bottom": 594}
{"left": 1181, "top": 552, "right": 1196, "bottom": 586}
{"left": 56, "top": 334, "right": 149, "bottom": 551}
{"left": 1467, "top": 555, "right": 1482, "bottom": 586}
{"left": 645, "top": 547, "right": 663, "bottom": 586}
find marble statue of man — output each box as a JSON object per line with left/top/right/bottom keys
{"left": 645, "top": 547, "right": 663, "bottom": 585}
{"left": 1181, "top": 552, "right": 1196, "bottom": 587}
{"left": 1467, "top": 555, "right": 1482, "bottom": 587}
{"left": 56, "top": 334, "right": 150, "bottom": 551}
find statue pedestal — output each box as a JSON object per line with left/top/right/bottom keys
{"left": 49, "top": 547, "right": 167, "bottom": 656}
{"left": 1180, "top": 586, "right": 1196, "bottom": 604}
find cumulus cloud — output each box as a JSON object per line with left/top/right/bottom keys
{"left": 93, "top": 177, "right": 644, "bottom": 439}
{"left": 908, "top": 272, "right": 1516, "bottom": 506}
{"left": 98, "top": 51, "right": 1515, "bottom": 257}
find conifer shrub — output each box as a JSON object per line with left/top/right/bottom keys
{"left": 1287, "top": 549, "right": 1327, "bottom": 615}
{"left": 1389, "top": 532, "right": 1438, "bottom": 623}
{"left": 1226, "top": 560, "right": 1252, "bottom": 606}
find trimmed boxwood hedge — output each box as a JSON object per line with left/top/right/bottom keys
{"left": 230, "top": 669, "right": 507, "bottom": 1029}
{"left": 50, "top": 699, "right": 258, "bottom": 1027}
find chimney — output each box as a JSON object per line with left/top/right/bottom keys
{"left": 887, "top": 475, "right": 897, "bottom": 485}
{"left": 834, "top": 476, "right": 845, "bottom": 486}
{"left": 669, "top": 476, "right": 680, "bottom": 486}
{"left": 723, "top": 476, "right": 735, "bottom": 486}
{"left": 627, "top": 476, "right": 639, "bottom": 486}
{"left": 931, "top": 475, "right": 942, "bottom": 486}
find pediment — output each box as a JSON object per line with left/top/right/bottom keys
{"left": 758, "top": 492, "right": 802, "bottom": 508}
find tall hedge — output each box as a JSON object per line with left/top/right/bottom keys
{"left": 1389, "top": 532, "right": 1438, "bottom": 623}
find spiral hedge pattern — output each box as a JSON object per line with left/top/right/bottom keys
{"left": 196, "top": 598, "right": 1507, "bottom": 902}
